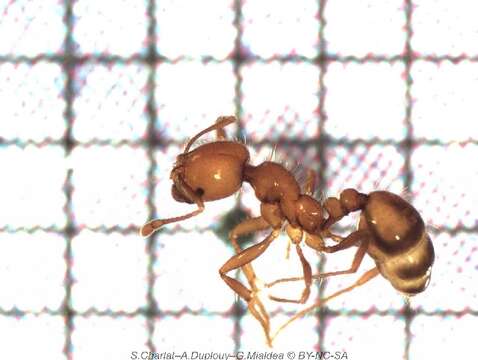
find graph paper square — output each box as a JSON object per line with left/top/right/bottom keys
{"left": 242, "top": 0, "right": 319, "bottom": 58}
{"left": 325, "top": 144, "right": 406, "bottom": 195}
{"left": 155, "top": 62, "right": 236, "bottom": 141}
{"left": 71, "top": 230, "right": 148, "bottom": 312}
{"left": 411, "top": 61, "right": 478, "bottom": 141}
{"left": 0, "top": 146, "right": 66, "bottom": 228}
{"left": 73, "top": 64, "right": 149, "bottom": 142}
{"left": 410, "top": 314, "right": 478, "bottom": 359}
{"left": 156, "top": 0, "right": 236, "bottom": 60}
{"left": 0, "top": 314, "right": 65, "bottom": 360}
{"left": 324, "top": 315, "right": 406, "bottom": 360}
{"left": 72, "top": 316, "right": 148, "bottom": 359}
{"left": 411, "top": 144, "right": 478, "bottom": 228}
{"left": 0, "top": 0, "right": 65, "bottom": 56}
{"left": 412, "top": 0, "right": 478, "bottom": 56}
{"left": 241, "top": 62, "right": 320, "bottom": 141}
{"left": 0, "top": 232, "right": 65, "bottom": 311}
{"left": 325, "top": 0, "right": 406, "bottom": 57}
{"left": 73, "top": 0, "right": 148, "bottom": 56}
{"left": 71, "top": 146, "right": 149, "bottom": 228}
{"left": 154, "top": 231, "right": 234, "bottom": 312}
{"left": 240, "top": 313, "right": 318, "bottom": 350}
{"left": 324, "top": 62, "right": 407, "bottom": 141}
{"left": 153, "top": 315, "right": 235, "bottom": 351}
{"left": 0, "top": 63, "right": 65, "bottom": 141}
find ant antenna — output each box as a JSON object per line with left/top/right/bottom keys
{"left": 184, "top": 116, "right": 236, "bottom": 153}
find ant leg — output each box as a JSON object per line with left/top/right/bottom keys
{"left": 296, "top": 245, "right": 312, "bottom": 302}
{"left": 220, "top": 229, "right": 280, "bottom": 346}
{"left": 285, "top": 238, "right": 291, "bottom": 260}
{"left": 140, "top": 180, "right": 204, "bottom": 237}
{"left": 271, "top": 267, "right": 380, "bottom": 343}
{"left": 313, "top": 229, "right": 367, "bottom": 253}
{"left": 268, "top": 244, "right": 312, "bottom": 304}
{"left": 268, "top": 225, "right": 311, "bottom": 303}
{"left": 310, "top": 232, "right": 369, "bottom": 280}
{"left": 305, "top": 232, "right": 325, "bottom": 250}
{"left": 228, "top": 217, "right": 270, "bottom": 289}
{"left": 228, "top": 217, "right": 272, "bottom": 335}
{"left": 266, "top": 230, "right": 369, "bottom": 288}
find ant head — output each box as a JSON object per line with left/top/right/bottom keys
{"left": 167, "top": 116, "right": 241, "bottom": 205}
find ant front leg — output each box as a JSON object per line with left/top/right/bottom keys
{"left": 226, "top": 216, "right": 272, "bottom": 342}
{"left": 219, "top": 228, "right": 280, "bottom": 347}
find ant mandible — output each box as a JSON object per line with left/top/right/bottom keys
{"left": 140, "top": 116, "right": 435, "bottom": 347}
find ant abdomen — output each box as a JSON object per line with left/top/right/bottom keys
{"left": 360, "top": 191, "right": 435, "bottom": 294}
{"left": 377, "top": 234, "right": 434, "bottom": 294}
{"left": 362, "top": 191, "right": 425, "bottom": 254}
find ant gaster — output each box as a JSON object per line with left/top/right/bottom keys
{"left": 141, "top": 116, "right": 435, "bottom": 347}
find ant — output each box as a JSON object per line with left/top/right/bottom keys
{"left": 141, "top": 116, "right": 435, "bottom": 347}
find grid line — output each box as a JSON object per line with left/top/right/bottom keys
{"left": 2, "top": 306, "right": 477, "bottom": 319}
{"left": 145, "top": 0, "right": 159, "bottom": 354}
{"left": 231, "top": 0, "right": 246, "bottom": 351}
{"left": 61, "top": 0, "right": 76, "bottom": 358}
{"left": 3, "top": 53, "right": 478, "bottom": 65}
{"left": 316, "top": 0, "right": 328, "bottom": 352}
{"left": 2, "top": 137, "right": 478, "bottom": 148}
{"left": 403, "top": 1, "right": 414, "bottom": 358}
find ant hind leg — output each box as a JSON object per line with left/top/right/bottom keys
{"left": 268, "top": 244, "right": 312, "bottom": 304}
{"left": 266, "top": 230, "right": 369, "bottom": 288}
{"left": 272, "top": 267, "right": 380, "bottom": 343}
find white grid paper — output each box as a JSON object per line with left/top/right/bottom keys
{"left": 0, "top": 0, "right": 476, "bottom": 358}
